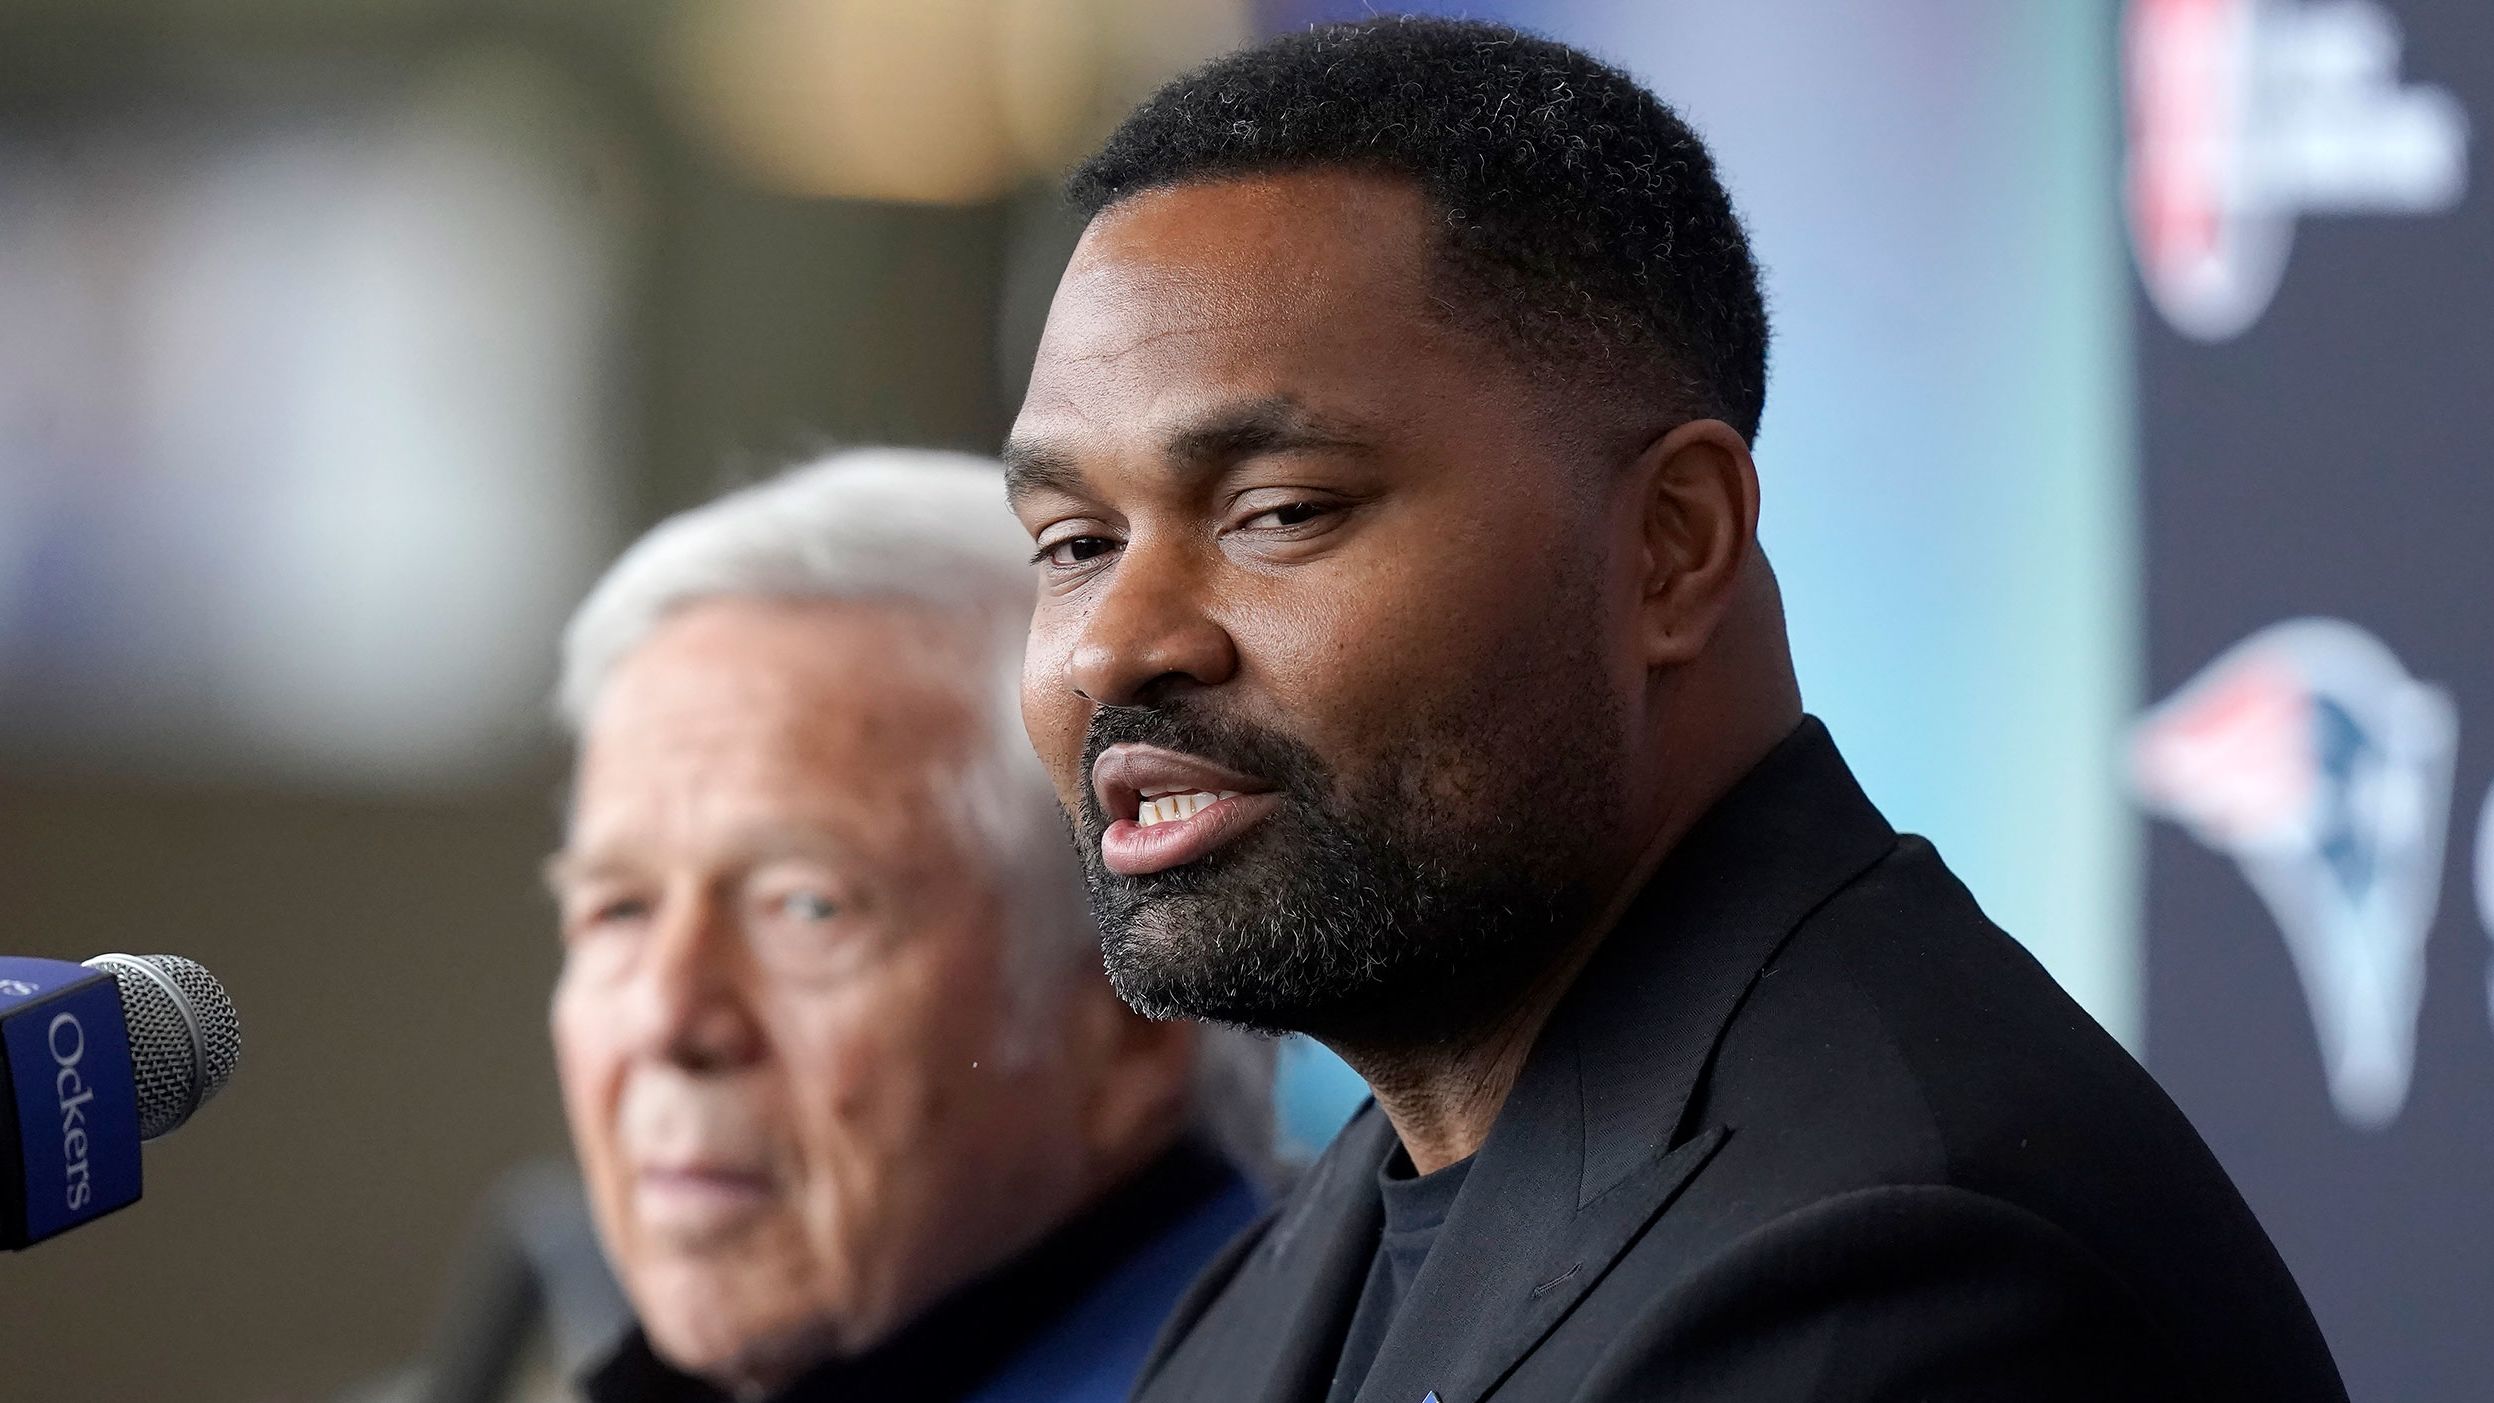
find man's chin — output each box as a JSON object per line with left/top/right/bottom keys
{"left": 1102, "top": 967, "right": 1303, "bottom": 1034}
{"left": 636, "top": 1269, "right": 850, "bottom": 1399}
{"left": 1099, "top": 914, "right": 1386, "bottom": 1035}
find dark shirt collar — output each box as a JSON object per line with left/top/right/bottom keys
{"left": 1374, "top": 1146, "right": 1472, "bottom": 1298}
{"left": 1376, "top": 1145, "right": 1470, "bottom": 1241}
{"left": 584, "top": 1139, "right": 1240, "bottom": 1403}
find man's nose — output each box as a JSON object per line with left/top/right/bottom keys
{"left": 627, "top": 894, "right": 765, "bottom": 1072}
{"left": 1065, "top": 541, "right": 1239, "bottom": 707}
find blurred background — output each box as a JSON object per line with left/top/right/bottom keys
{"left": 0, "top": 0, "right": 2483, "bottom": 1399}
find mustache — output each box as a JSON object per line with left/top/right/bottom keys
{"left": 1077, "top": 702, "right": 1332, "bottom": 825}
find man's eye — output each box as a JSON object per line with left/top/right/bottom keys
{"left": 1252, "top": 501, "right": 1328, "bottom": 528}
{"left": 778, "top": 891, "right": 840, "bottom": 922}
{"left": 568, "top": 896, "right": 650, "bottom": 938}
{"left": 1034, "top": 536, "right": 1119, "bottom": 568}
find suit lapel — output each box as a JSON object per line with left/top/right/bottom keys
{"left": 1155, "top": 1103, "right": 1393, "bottom": 1403}
{"left": 1354, "top": 719, "right": 1897, "bottom": 1403}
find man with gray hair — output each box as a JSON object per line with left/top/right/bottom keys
{"left": 544, "top": 447, "right": 1267, "bottom": 1403}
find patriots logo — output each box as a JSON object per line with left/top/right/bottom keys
{"left": 2122, "top": 0, "right": 2469, "bottom": 340}
{"left": 2131, "top": 618, "right": 2457, "bottom": 1128}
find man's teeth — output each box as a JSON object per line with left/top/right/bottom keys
{"left": 1135, "top": 790, "right": 1242, "bottom": 826}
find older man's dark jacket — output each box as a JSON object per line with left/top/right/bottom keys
{"left": 1133, "top": 719, "right": 2346, "bottom": 1403}
{"left": 586, "top": 1142, "right": 1257, "bottom": 1403}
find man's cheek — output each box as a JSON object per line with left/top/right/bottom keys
{"left": 1020, "top": 676, "right": 1088, "bottom": 783}
{"left": 555, "top": 1035, "right": 626, "bottom": 1195}
{"left": 1244, "top": 612, "right": 1421, "bottom": 741}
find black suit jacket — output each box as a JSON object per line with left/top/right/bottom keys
{"left": 1135, "top": 719, "right": 2345, "bottom": 1403}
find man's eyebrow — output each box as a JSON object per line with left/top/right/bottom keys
{"left": 1005, "top": 397, "right": 1376, "bottom": 506}
{"left": 1001, "top": 437, "right": 1084, "bottom": 505}
{"left": 1164, "top": 396, "right": 1376, "bottom": 468}
{"left": 541, "top": 827, "right": 867, "bottom": 895}
{"left": 542, "top": 849, "right": 624, "bottom": 895}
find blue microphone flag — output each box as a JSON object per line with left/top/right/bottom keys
{"left": 0, "top": 957, "right": 144, "bottom": 1248}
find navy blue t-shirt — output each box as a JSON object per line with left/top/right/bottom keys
{"left": 1324, "top": 1146, "right": 1475, "bottom": 1403}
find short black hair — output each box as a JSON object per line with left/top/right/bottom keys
{"left": 1069, "top": 16, "right": 1769, "bottom": 443}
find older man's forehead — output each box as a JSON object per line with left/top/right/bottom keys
{"left": 566, "top": 601, "right": 995, "bottom": 855}
{"left": 595, "top": 597, "right": 980, "bottom": 727}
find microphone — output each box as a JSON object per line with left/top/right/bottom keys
{"left": 0, "top": 953, "right": 241, "bottom": 1250}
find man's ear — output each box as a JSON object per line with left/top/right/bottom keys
{"left": 1067, "top": 981, "right": 1196, "bottom": 1169}
{"left": 1627, "top": 418, "right": 1760, "bottom": 667}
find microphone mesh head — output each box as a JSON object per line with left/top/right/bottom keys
{"left": 83, "top": 954, "right": 242, "bottom": 1140}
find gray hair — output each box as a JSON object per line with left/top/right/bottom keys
{"left": 556, "top": 447, "right": 1278, "bottom": 1179}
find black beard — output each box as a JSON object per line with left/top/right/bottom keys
{"left": 1069, "top": 694, "right": 1614, "bottom": 1043}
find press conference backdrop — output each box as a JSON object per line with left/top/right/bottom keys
{"left": 2124, "top": 3, "right": 2492, "bottom": 1401}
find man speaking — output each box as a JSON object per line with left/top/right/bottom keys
{"left": 1004, "top": 17, "right": 2346, "bottom": 1403}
